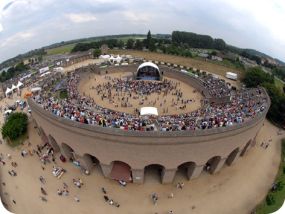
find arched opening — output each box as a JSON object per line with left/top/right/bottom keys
{"left": 226, "top": 148, "right": 240, "bottom": 166}
{"left": 144, "top": 164, "right": 165, "bottom": 183}
{"left": 82, "top": 154, "right": 101, "bottom": 174}
{"left": 38, "top": 127, "right": 49, "bottom": 144}
{"left": 176, "top": 162, "right": 196, "bottom": 180}
{"left": 48, "top": 135, "right": 60, "bottom": 153}
{"left": 110, "top": 161, "right": 132, "bottom": 183}
{"left": 240, "top": 140, "right": 252, "bottom": 157}
{"left": 204, "top": 156, "right": 221, "bottom": 174}
{"left": 61, "top": 143, "right": 75, "bottom": 162}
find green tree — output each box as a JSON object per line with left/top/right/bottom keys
{"left": 134, "top": 40, "right": 143, "bottom": 50}
{"left": 243, "top": 67, "right": 274, "bottom": 88}
{"left": 146, "top": 30, "right": 152, "bottom": 48}
{"left": 93, "top": 49, "right": 101, "bottom": 58}
{"left": 2, "top": 112, "right": 28, "bottom": 141}
{"left": 126, "top": 39, "right": 134, "bottom": 49}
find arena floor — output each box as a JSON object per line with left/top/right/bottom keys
{"left": 78, "top": 72, "right": 203, "bottom": 115}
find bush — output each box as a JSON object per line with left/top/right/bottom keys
{"left": 1, "top": 112, "right": 28, "bottom": 141}
{"left": 266, "top": 194, "right": 275, "bottom": 206}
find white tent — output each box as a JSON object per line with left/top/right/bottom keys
{"left": 140, "top": 107, "right": 158, "bottom": 116}
{"left": 40, "top": 72, "right": 51, "bottom": 77}
{"left": 31, "top": 87, "right": 42, "bottom": 93}
{"left": 99, "top": 55, "right": 111, "bottom": 59}
{"left": 109, "top": 55, "right": 122, "bottom": 64}
{"left": 11, "top": 84, "right": 17, "bottom": 91}
{"left": 16, "top": 81, "right": 24, "bottom": 89}
{"left": 5, "top": 87, "right": 12, "bottom": 95}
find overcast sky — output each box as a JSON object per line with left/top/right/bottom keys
{"left": 0, "top": 0, "right": 285, "bottom": 63}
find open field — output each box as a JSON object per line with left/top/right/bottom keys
{"left": 110, "top": 50, "right": 245, "bottom": 80}
{"left": 46, "top": 44, "right": 76, "bottom": 55}
{"left": 274, "top": 77, "right": 285, "bottom": 93}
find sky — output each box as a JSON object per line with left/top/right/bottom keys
{"left": 0, "top": 0, "right": 285, "bottom": 63}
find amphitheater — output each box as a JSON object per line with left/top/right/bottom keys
{"left": 28, "top": 60, "right": 270, "bottom": 184}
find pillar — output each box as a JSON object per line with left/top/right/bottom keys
{"left": 212, "top": 158, "right": 226, "bottom": 174}
{"left": 131, "top": 169, "right": 144, "bottom": 184}
{"left": 189, "top": 165, "right": 204, "bottom": 180}
{"left": 100, "top": 163, "right": 112, "bottom": 178}
{"left": 162, "top": 168, "right": 177, "bottom": 184}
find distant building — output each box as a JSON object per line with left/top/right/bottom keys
{"left": 211, "top": 55, "right": 223, "bottom": 61}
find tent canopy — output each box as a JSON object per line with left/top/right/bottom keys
{"left": 17, "top": 81, "right": 24, "bottom": 88}
{"left": 5, "top": 87, "right": 12, "bottom": 95}
{"left": 140, "top": 107, "right": 158, "bottom": 116}
{"left": 31, "top": 87, "right": 42, "bottom": 92}
{"left": 11, "top": 84, "right": 17, "bottom": 90}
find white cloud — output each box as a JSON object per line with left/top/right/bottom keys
{"left": 122, "top": 11, "right": 151, "bottom": 24}
{"left": 65, "top": 13, "right": 97, "bottom": 23}
{"left": 0, "top": 23, "right": 3, "bottom": 32}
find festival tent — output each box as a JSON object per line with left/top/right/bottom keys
{"left": 11, "top": 84, "right": 17, "bottom": 91}
{"left": 5, "top": 87, "right": 12, "bottom": 96}
{"left": 16, "top": 81, "right": 24, "bottom": 89}
{"left": 40, "top": 72, "right": 51, "bottom": 77}
{"left": 140, "top": 107, "right": 158, "bottom": 116}
{"left": 31, "top": 87, "right": 42, "bottom": 93}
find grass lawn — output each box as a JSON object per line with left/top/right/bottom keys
{"left": 275, "top": 77, "right": 284, "bottom": 94}
{"left": 46, "top": 43, "right": 76, "bottom": 55}
{"left": 256, "top": 139, "right": 285, "bottom": 214}
{"left": 6, "top": 132, "right": 28, "bottom": 148}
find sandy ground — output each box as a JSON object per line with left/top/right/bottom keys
{"left": 78, "top": 72, "right": 202, "bottom": 115}
{"left": 0, "top": 90, "right": 284, "bottom": 214}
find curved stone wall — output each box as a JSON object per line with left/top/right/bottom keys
{"left": 28, "top": 64, "right": 270, "bottom": 184}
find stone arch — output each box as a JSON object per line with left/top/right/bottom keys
{"left": 204, "top": 156, "right": 222, "bottom": 174}
{"left": 226, "top": 148, "right": 240, "bottom": 166}
{"left": 110, "top": 161, "right": 132, "bottom": 183}
{"left": 48, "top": 135, "right": 60, "bottom": 153}
{"left": 240, "top": 140, "right": 252, "bottom": 157}
{"left": 61, "top": 143, "right": 75, "bottom": 161}
{"left": 80, "top": 154, "right": 101, "bottom": 173}
{"left": 144, "top": 164, "right": 165, "bottom": 183}
{"left": 176, "top": 162, "right": 196, "bottom": 180}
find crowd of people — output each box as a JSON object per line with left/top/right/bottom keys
{"left": 32, "top": 68, "right": 268, "bottom": 132}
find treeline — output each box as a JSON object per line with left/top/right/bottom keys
{"left": 172, "top": 31, "right": 226, "bottom": 50}
{"left": 243, "top": 67, "right": 285, "bottom": 127}
{"left": 71, "top": 39, "right": 125, "bottom": 52}
{"left": 0, "top": 62, "right": 29, "bottom": 82}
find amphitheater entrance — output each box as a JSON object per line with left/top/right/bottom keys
{"left": 144, "top": 164, "right": 165, "bottom": 183}
{"left": 204, "top": 156, "right": 222, "bottom": 174}
{"left": 226, "top": 148, "right": 240, "bottom": 166}
{"left": 110, "top": 161, "right": 132, "bottom": 183}
{"left": 176, "top": 162, "right": 196, "bottom": 180}
{"left": 61, "top": 143, "right": 75, "bottom": 161}
{"left": 240, "top": 140, "right": 252, "bottom": 157}
{"left": 81, "top": 154, "right": 101, "bottom": 174}
{"left": 48, "top": 135, "right": 60, "bottom": 153}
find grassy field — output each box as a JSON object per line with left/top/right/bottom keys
{"left": 275, "top": 77, "right": 285, "bottom": 93}
{"left": 256, "top": 139, "right": 285, "bottom": 214}
{"left": 46, "top": 43, "right": 76, "bottom": 55}
{"left": 110, "top": 50, "right": 244, "bottom": 79}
